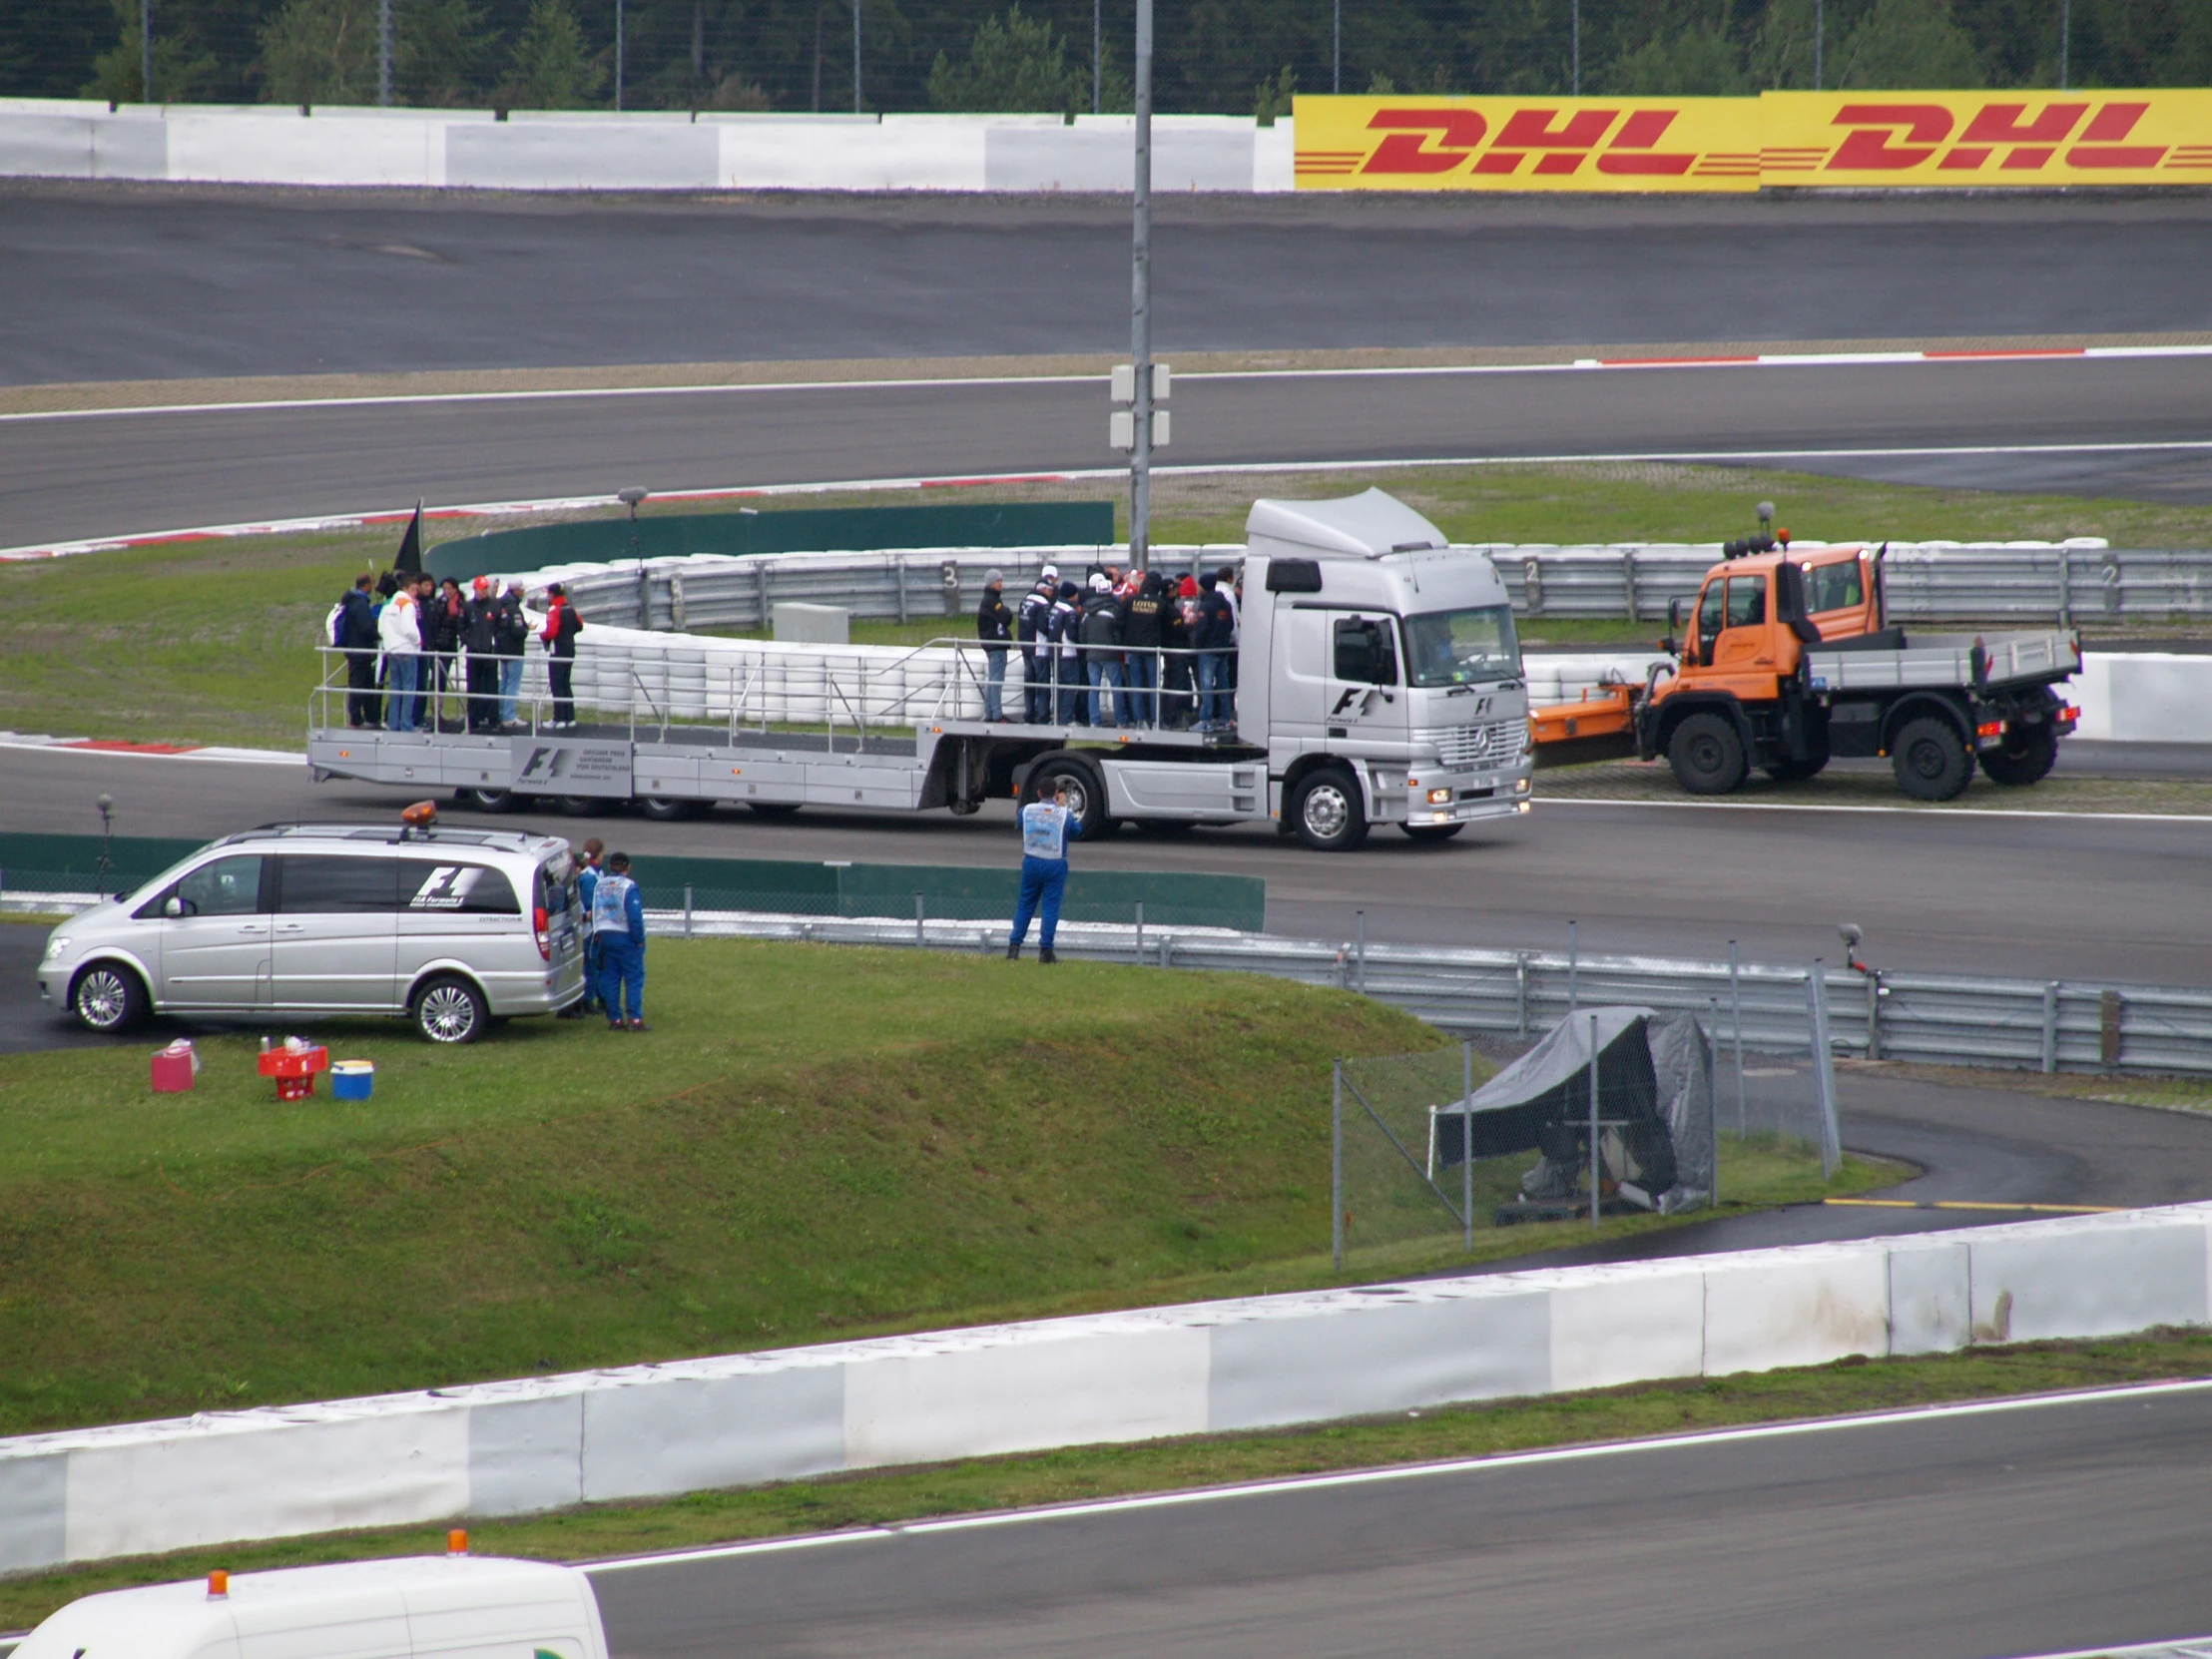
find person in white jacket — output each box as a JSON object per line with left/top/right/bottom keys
{"left": 379, "top": 586, "right": 422, "bottom": 733}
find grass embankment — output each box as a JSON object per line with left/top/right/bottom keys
{"left": 5, "top": 1326, "right": 2209, "bottom": 1629}
{"left": 2, "top": 462, "right": 2206, "bottom": 749}
{"left": 0, "top": 939, "right": 1873, "bottom": 1440}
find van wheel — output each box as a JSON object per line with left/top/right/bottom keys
{"left": 412, "top": 974, "right": 488, "bottom": 1044}
{"left": 71, "top": 962, "right": 148, "bottom": 1033}
{"left": 636, "top": 797, "right": 699, "bottom": 822}
{"left": 1667, "top": 713, "right": 1748, "bottom": 795}
{"left": 1400, "top": 822, "right": 1465, "bottom": 841}
{"left": 1893, "top": 716, "right": 1975, "bottom": 802}
{"left": 1980, "top": 726, "right": 2057, "bottom": 787}
{"left": 1290, "top": 767, "right": 1368, "bottom": 851}
{"left": 453, "top": 787, "right": 515, "bottom": 813}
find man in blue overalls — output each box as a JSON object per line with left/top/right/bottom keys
{"left": 592, "top": 850, "right": 649, "bottom": 1030}
{"left": 1007, "top": 780, "right": 1079, "bottom": 964}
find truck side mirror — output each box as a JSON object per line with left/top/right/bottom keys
{"left": 1665, "top": 596, "right": 1684, "bottom": 657}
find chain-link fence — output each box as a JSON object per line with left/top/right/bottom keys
{"left": 1331, "top": 992, "right": 1838, "bottom": 1267}
{"left": 6, "top": 0, "right": 2186, "bottom": 121}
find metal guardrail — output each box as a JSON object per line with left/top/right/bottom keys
{"left": 17, "top": 886, "right": 2207, "bottom": 1078}
{"left": 503, "top": 542, "right": 2212, "bottom": 633}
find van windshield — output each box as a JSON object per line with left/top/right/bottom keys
{"left": 1402, "top": 605, "right": 1521, "bottom": 688}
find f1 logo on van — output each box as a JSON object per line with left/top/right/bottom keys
{"left": 515, "top": 745, "right": 572, "bottom": 786}
{"left": 410, "top": 864, "right": 488, "bottom": 910}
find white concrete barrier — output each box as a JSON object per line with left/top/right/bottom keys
{"left": 2, "top": 1202, "right": 2207, "bottom": 1573}
{"left": 0, "top": 99, "right": 1291, "bottom": 193}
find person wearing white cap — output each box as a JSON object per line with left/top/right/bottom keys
{"left": 976, "top": 569, "right": 1014, "bottom": 722}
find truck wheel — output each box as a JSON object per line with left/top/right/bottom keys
{"left": 1763, "top": 758, "right": 1829, "bottom": 784}
{"left": 1667, "top": 713, "right": 1747, "bottom": 795}
{"left": 1980, "top": 726, "right": 2058, "bottom": 787}
{"left": 1025, "top": 757, "right": 1116, "bottom": 838}
{"left": 746, "top": 802, "right": 803, "bottom": 819}
{"left": 412, "top": 973, "right": 488, "bottom": 1044}
{"left": 70, "top": 962, "right": 148, "bottom": 1033}
{"left": 1400, "top": 823, "right": 1465, "bottom": 842}
{"left": 453, "top": 787, "right": 515, "bottom": 813}
{"left": 636, "top": 797, "right": 700, "bottom": 822}
{"left": 1133, "top": 820, "right": 1194, "bottom": 836}
{"left": 1892, "top": 716, "right": 1976, "bottom": 801}
{"left": 1290, "top": 767, "right": 1369, "bottom": 851}
{"left": 557, "top": 796, "right": 601, "bottom": 818}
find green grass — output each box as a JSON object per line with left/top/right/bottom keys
{"left": 3, "top": 462, "right": 2206, "bottom": 749}
{"left": 0, "top": 939, "right": 1874, "bottom": 1440}
{"left": 4, "top": 1324, "right": 2206, "bottom": 1630}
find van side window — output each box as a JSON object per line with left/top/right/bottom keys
{"left": 152, "top": 853, "right": 267, "bottom": 918}
{"left": 402, "top": 862, "right": 520, "bottom": 914}
{"left": 1333, "top": 616, "right": 1398, "bottom": 686}
{"left": 277, "top": 855, "right": 402, "bottom": 913}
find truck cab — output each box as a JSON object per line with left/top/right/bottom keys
{"left": 1239, "top": 491, "right": 1534, "bottom": 848}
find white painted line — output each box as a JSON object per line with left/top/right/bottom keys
{"left": 1993, "top": 1638, "right": 2212, "bottom": 1659}
{"left": 8, "top": 340, "right": 2208, "bottom": 426}
{"left": 0, "top": 736, "right": 304, "bottom": 765}
{"left": 10, "top": 440, "right": 2212, "bottom": 564}
{"left": 1537, "top": 796, "right": 2212, "bottom": 825}
{"left": 582, "top": 1375, "right": 2212, "bottom": 1575}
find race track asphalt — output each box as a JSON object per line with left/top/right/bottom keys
{"left": 582, "top": 1382, "right": 2212, "bottom": 1659}
{"left": 4, "top": 745, "right": 2207, "bottom": 986}
{"left": 8, "top": 187, "right": 2212, "bottom": 383}
{"left": 7, "top": 351, "right": 2212, "bottom": 551}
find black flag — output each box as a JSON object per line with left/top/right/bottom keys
{"left": 392, "top": 501, "right": 423, "bottom": 575}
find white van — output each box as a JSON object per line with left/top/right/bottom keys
{"left": 36, "top": 818, "right": 587, "bottom": 1044}
{"left": 10, "top": 1555, "right": 610, "bottom": 1659}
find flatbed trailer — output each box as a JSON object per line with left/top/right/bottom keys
{"left": 309, "top": 490, "right": 1539, "bottom": 851}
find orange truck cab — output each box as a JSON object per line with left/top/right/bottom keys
{"left": 1531, "top": 540, "right": 2082, "bottom": 802}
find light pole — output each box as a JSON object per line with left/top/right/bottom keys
{"left": 2059, "top": 0, "right": 2070, "bottom": 88}
{"left": 615, "top": 0, "right": 626, "bottom": 110}
{"left": 852, "top": 0, "right": 862, "bottom": 113}
{"left": 140, "top": 0, "right": 152, "bottom": 101}
{"left": 1334, "top": 0, "right": 1341, "bottom": 94}
{"left": 1814, "top": 0, "right": 1824, "bottom": 90}
{"left": 96, "top": 795, "right": 115, "bottom": 895}
{"left": 1093, "top": 0, "right": 1101, "bottom": 113}
{"left": 1130, "top": 0, "right": 1153, "bottom": 570}
{"left": 379, "top": 0, "right": 391, "bottom": 105}
{"left": 1570, "top": 0, "right": 1579, "bottom": 96}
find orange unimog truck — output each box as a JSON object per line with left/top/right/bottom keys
{"left": 1530, "top": 537, "right": 2082, "bottom": 802}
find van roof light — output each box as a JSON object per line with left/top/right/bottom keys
{"left": 447, "top": 1528, "right": 468, "bottom": 1556}
{"left": 209, "top": 1570, "right": 230, "bottom": 1598}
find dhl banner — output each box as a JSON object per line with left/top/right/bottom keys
{"left": 1293, "top": 90, "right": 2212, "bottom": 191}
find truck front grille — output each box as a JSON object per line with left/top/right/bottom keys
{"left": 1432, "top": 719, "right": 1525, "bottom": 769}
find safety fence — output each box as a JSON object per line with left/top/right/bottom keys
{"left": 500, "top": 541, "right": 2212, "bottom": 634}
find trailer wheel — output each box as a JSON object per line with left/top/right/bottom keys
{"left": 1892, "top": 716, "right": 1976, "bottom": 801}
{"left": 1025, "top": 757, "right": 1116, "bottom": 838}
{"left": 453, "top": 787, "right": 515, "bottom": 814}
{"left": 745, "top": 802, "right": 803, "bottom": 820}
{"left": 1667, "top": 713, "right": 1747, "bottom": 795}
{"left": 636, "top": 797, "right": 701, "bottom": 822}
{"left": 1400, "top": 823, "right": 1465, "bottom": 842}
{"left": 1979, "top": 726, "right": 2058, "bottom": 787}
{"left": 557, "top": 796, "right": 601, "bottom": 818}
{"left": 1290, "top": 767, "right": 1368, "bottom": 851}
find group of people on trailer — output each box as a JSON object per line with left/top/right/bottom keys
{"left": 976, "top": 562, "right": 1242, "bottom": 732}
{"left": 329, "top": 570, "right": 589, "bottom": 734}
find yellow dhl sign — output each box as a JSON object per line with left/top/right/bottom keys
{"left": 1294, "top": 90, "right": 2212, "bottom": 191}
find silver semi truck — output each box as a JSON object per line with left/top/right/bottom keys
{"left": 307, "top": 490, "right": 1535, "bottom": 851}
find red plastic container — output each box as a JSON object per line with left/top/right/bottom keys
{"left": 258, "top": 1044, "right": 328, "bottom": 1101}
{"left": 151, "top": 1046, "right": 196, "bottom": 1093}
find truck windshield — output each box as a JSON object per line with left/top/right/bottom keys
{"left": 1403, "top": 605, "right": 1521, "bottom": 688}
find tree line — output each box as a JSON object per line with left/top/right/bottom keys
{"left": 4, "top": 0, "right": 2206, "bottom": 112}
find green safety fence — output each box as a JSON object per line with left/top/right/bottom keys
{"left": 0, "top": 835, "right": 1265, "bottom": 933}
{"left": 625, "top": 856, "right": 1263, "bottom": 933}
{"left": 424, "top": 502, "right": 1117, "bottom": 584}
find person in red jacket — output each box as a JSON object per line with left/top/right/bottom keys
{"left": 541, "top": 584, "right": 584, "bottom": 729}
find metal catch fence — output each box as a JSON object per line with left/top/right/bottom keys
{"left": 500, "top": 542, "right": 2212, "bottom": 633}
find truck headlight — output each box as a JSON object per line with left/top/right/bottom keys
{"left": 1426, "top": 788, "right": 1452, "bottom": 805}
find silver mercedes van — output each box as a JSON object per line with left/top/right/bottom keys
{"left": 37, "top": 820, "right": 587, "bottom": 1044}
